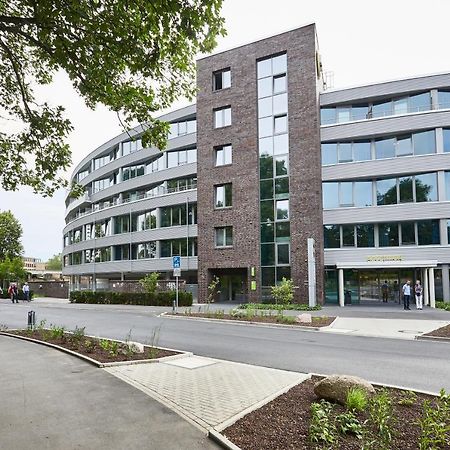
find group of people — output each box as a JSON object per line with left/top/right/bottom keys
{"left": 381, "top": 279, "right": 424, "bottom": 310}
{"left": 6, "top": 282, "right": 30, "bottom": 303}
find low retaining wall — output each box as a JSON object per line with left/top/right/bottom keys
{"left": 29, "top": 281, "right": 69, "bottom": 298}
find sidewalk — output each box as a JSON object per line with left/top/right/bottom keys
{"left": 0, "top": 336, "right": 217, "bottom": 450}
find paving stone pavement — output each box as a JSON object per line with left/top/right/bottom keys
{"left": 105, "top": 355, "right": 309, "bottom": 430}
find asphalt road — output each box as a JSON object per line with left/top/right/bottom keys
{"left": 1, "top": 300, "right": 449, "bottom": 393}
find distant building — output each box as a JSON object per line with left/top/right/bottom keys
{"left": 23, "top": 256, "right": 63, "bottom": 280}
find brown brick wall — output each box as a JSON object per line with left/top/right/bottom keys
{"left": 196, "top": 24, "right": 323, "bottom": 303}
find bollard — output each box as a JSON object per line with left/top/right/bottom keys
{"left": 27, "top": 311, "right": 36, "bottom": 330}
{"left": 173, "top": 300, "right": 176, "bottom": 314}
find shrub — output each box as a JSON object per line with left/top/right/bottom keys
{"left": 238, "top": 303, "right": 321, "bottom": 311}
{"left": 0, "top": 290, "right": 34, "bottom": 300}
{"left": 335, "top": 411, "right": 363, "bottom": 439}
{"left": 309, "top": 400, "right": 337, "bottom": 446}
{"left": 436, "top": 301, "right": 450, "bottom": 312}
{"left": 270, "top": 277, "right": 294, "bottom": 305}
{"left": 69, "top": 290, "right": 193, "bottom": 307}
{"left": 139, "top": 272, "right": 159, "bottom": 295}
{"left": 346, "top": 388, "right": 368, "bottom": 412}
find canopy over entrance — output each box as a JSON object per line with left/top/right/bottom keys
{"left": 336, "top": 260, "right": 438, "bottom": 270}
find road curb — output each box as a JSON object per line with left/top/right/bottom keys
{"left": 415, "top": 334, "right": 450, "bottom": 343}
{"left": 161, "top": 313, "right": 334, "bottom": 331}
{"left": 0, "top": 331, "right": 190, "bottom": 368}
{"left": 209, "top": 429, "right": 242, "bottom": 450}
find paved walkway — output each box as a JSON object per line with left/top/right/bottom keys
{"left": 105, "top": 355, "right": 309, "bottom": 431}
{"left": 0, "top": 336, "right": 217, "bottom": 450}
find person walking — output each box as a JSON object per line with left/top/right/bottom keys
{"left": 381, "top": 280, "right": 389, "bottom": 303}
{"left": 415, "top": 280, "right": 423, "bottom": 310}
{"left": 8, "top": 283, "right": 19, "bottom": 303}
{"left": 402, "top": 280, "right": 411, "bottom": 310}
{"left": 22, "top": 282, "right": 30, "bottom": 302}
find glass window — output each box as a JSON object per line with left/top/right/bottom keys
{"left": 444, "top": 129, "right": 450, "bottom": 153}
{"left": 273, "top": 75, "right": 287, "bottom": 94}
{"left": 215, "top": 226, "right": 233, "bottom": 247}
{"left": 377, "top": 178, "right": 397, "bottom": 205}
{"left": 375, "top": 138, "right": 395, "bottom": 159}
{"left": 323, "top": 182, "right": 339, "bottom": 209}
{"left": 167, "top": 151, "right": 178, "bottom": 168}
{"left": 338, "top": 143, "right": 352, "bottom": 163}
{"left": 393, "top": 97, "right": 408, "bottom": 115}
{"left": 409, "top": 92, "right": 431, "bottom": 113}
{"left": 342, "top": 225, "right": 355, "bottom": 247}
{"left": 258, "top": 77, "right": 272, "bottom": 98}
{"left": 340, "top": 182, "right": 353, "bottom": 206}
{"left": 261, "top": 243, "right": 275, "bottom": 265}
{"left": 399, "top": 177, "right": 413, "bottom": 203}
{"left": 400, "top": 222, "right": 415, "bottom": 245}
{"left": 274, "top": 155, "right": 288, "bottom": 177}
{"left": 396, "top": 135, "right": 413, "bottom": 157}
{"left": 272, "top": 54, "right": 287, "bottom": 75}
{"left": 353, "top": 141, "right": 371, "bottom": 162}
{"left": 351, "top": 105, "right": 369, "bottom": 121}
{"left": 273, "top": 134, "right": 289, "bottom": 155}
{"left": 260, "top": 200, "right": 274, "bottom": 222}
{"left": 276, "top": 200, "right": 289, "bottom": 220}
{"left": 379, "top": 223, "right": 399, "bottom": 247}
{"left": 274, "top": 115, "right": 287, "bottom": 134}
{"left": 337, "top": 107, "right": 350, "bottom": 123}
{"left": 273, "top": 93, "right": 288, "bottom": 115}
{"left": 324, "top": 225, "right": 340, "bottom": 248}
{"left": 259, "top": 117, "right": 273, "bottom": 138}
{"left": 446, "top": 172, "right": 450, "bottom": 200}
{"left": 415, "top": 173, "right": 437, "bottom": 202}
{"left": 356, "top": 224, "right": 374, "bottom": 247}
{"left": 413, "top": 130, "right": 435, "bottom": 155}
{"left": 187, "top": 120, "right": 196, "bottom": 134}
{"left": 259, "top": 137, "right": 273, "bottom": 156}
{"left": 215, "top": 144, "right": 232, "bottom": 166}
{"left": 321, "top": 108, "right": 336, "bottom": 125}
{"left": 258, "top": 97, "right": 272, "bottom": 118}
{"left": 261, "top": 223, "right": 274, "bottom": 243}
{"left": 447, "top": 220, "right": 450, "bottom": 244}
{"left": 213, "top": 69, "right": 231, "bottom": 90}
{"left": 261, "top": 267, "right": 275, "bottom": 287}
{"left": 372, "top": 100, "right": 392, "bottom": 118}
{"left": 277, "top": 243, "right": 290, "bottom": 265}
{"left": 354, "top": 181, "right": 372, "bottom": 207}
{"left": 276, "top": 267, "right": 291, "bottom": 283}
{"left": 275, "top": 222, "right": 290, "bottom": 242}
{"left": 274, "top": 177, "right": 289, "bottom": 198}
{"left": 418, "top": 220, "right": 440, "bottom": 245}
{"left": 214, "top": 107, "right": 231, "bottom": 128}
{"left": 438, "top": 90, "right": 450, "bottom": 109}
{"left": 215, "top": 184, "right": 232, "bottom": 208}
{"left": 260, "top": 155, "right": 273, "bottom": 180}
{"left": 257, "top": 59, "right": 272, "bottom": 79}
{"left": 260, "top": 180, "right": 274, "bottom": 200}
{"left": 321, "top": 143, "right": 338, "bottom": 165}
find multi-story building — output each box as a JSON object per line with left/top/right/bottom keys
{"left": 62, "top": 23, "right": 450, "bottom": 306}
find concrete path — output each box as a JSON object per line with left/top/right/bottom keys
{"left": 323, "top": 317, "right": 450, "bottom": 340}
{"left": 0, "top": 336, "right": 217, "bottom": 450}
{"left": 105, "top": 355, "right": 308, "bottom": 431}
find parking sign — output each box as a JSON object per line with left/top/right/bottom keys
{"left": 172, "top": 256, "right": 181, "bottom": 269}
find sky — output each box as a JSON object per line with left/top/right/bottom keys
{"left": 1, "top": 0, "right": 450, "bottom": 260}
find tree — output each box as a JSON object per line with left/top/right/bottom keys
{"left": 45, "top": 253, "right": 62, "bottom": 270}
{"left": 0, "top": 210, "right": 23, "bottom": 260}
{"left": 271, "top": 277, "right": 294, "bottom": 305}
{"left": 139, "top": 272, "right": 159, "bottom": 296}
{"left": 0, "top": 257, "right": 26, "bottom": 289}
{"left": 0, "top": 1, "right": 225, "bottom": 196}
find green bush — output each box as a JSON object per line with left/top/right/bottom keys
{"left": 346, "top": 388, "right": 368, "bottom": 412}
{"left": 271, "top": 277, "right": 294, "bottom": 305}
{"left": 436, "top": 301, "right": 450, "bottom": 312}
{"left": 69, "top": 290, "right": 192, "bottom": 306}
{"left": 0, "top": 290, "right": 34, "bottom": 300}
{"left": 238, "top": 303, "right": 321, "bottom": 311}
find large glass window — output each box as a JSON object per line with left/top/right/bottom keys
{"left": 415, "top": 173, "right": 437, "bottom": 202}
{"left": 354, "top": 181, "right": 373, "bottom": 207}
{"left": 276, "top": 199, "right": 289, "bottom": 220}
{"left": 409, "top": 92, "right": 431, "bottom": 113}
{"left": 400, "top": 221, "right": 415, "bottom": 245}
{"left": 438, "top": 90, "right": 450, "bottom": 109}
{"left": 413, "top": 130, "right": 435, "bottom": 155}
{"left": 323, "top": 182, "right": 339, "bottom": 209}
{"left": 356, "top": 224, "right": 374, "bottom": 247}
{"left": 114, "top": 244, "right": 130, "bottom": 261}
{"left": 377, "top": 178, "right": 397, "bottom": 205}
{"left": 122, "top": 164, "right": 145, "bottom": 181}
{"left": 214, "top": 107, "right": 231, "bottom": 128}
{"left": 324, "top": 225, "right": 340, "bottom": 248}
{"left": 396, "top": 135, "right": 412, "bottom": 157}
{"left": 399, "top": 177, "right": 413, "bottom": 203}
{"left": 340, "top": 182, "right": 353, "bottom": 206}
{"left": 132, "top": 241, "right": 156, "bottom": 260}
{"left": 417, "top": 220, "right": 440, "bottom": 245}
{"left": 353, "top": 141, "right": 371, "bottom": 162}
{"left": 215, "top": 144, "right": 232, "bottom": 166}
{"left": 320, "top": 108, "right": 336, "bottom": 125}
{"left": 372, "top": 100, "right": 392, "bottom": 118}
{"left": 443, "top": 129, "right": 450, "bottom": 153}
{"left": 338, "top": 143, "right": 352, "bottom": 163}
{"left": 321, "top": 143, "right": 337, "bottom": 165}
{"left": 379, "top": 223, "right": 399, "bottom": 247}
{"left": 277, "top": 243, "right": 290, "bottom": 265}
{"left": 114, "top": 215, "right": 130, "bottom": 234}
{"left": 215, "top": 184, "right": 232, "bottom": 208}
{"left": 215, "top": 227, "right": 233, "bottom": 247}
{"left": 375, "top": 138, "right": 395, "bottom": 159}
{"left": 342, "top": 225, "right": 355, "bottom": 247}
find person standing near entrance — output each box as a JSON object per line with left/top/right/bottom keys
{"left": 393, "top": 280, "right": 400, "bottom": 304}
{"left": 402, "top": 280, "right": 411, "bottom": 310}
{"left": 381, "top": 280, "right": 389, "bottom": 303}
{"left": 415, "top": 280, "right": 423, "bottom": 310}
{"left": 22, "top": 282, "right": 30, "bottom": 302}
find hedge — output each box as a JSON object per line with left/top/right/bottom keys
{"left": 69, "top": 290, "right": 193, "bottom": 306}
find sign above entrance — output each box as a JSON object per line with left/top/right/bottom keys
{"left": 367, "top": 255, "right": 403, "bottom": 262}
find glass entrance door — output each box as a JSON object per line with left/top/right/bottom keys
{"left": 359, "top": 271, "right": 380, "bottom": 303}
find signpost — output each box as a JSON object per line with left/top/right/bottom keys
{"left": 307, "top": 238, "right": 316, "bottom": 308}
{"left": 172, "top": 256, "right": 181, "bottom": 312}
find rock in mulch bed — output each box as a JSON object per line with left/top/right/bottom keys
{"left": 5, "top": 329, "right": 176, "bottom": 363}
{"left": 424, "top": 324, "right": 450, "bottom": 339}
{"left": 223, "top": 376, "right": 447, "bottom": 450}
{"left": 169, "top": 313, "right": 335, "bottom": 327}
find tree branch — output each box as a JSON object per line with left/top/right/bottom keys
{"left": 0, "top": 15, "right": 37, "bottom": 26}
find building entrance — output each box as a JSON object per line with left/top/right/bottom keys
{"left": 209, "top": 268, "right": 247, "bottom": 303}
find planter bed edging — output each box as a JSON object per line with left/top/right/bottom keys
{"left": 415, "top": 334, "right": 450, "bottom": 343}
{"left": 0, "top": 331, "right": 190, "bottom": 368}
{"left": 163, "top": 313, "right": 336, "bottom": 331}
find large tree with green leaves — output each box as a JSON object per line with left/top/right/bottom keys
{"left": 0, "top": 210, "right": 23, "bottom": 260}
{"left": 45, "top": 253, "right": 62, "bottom": 270}
{"left": 0, "top": 257, "right": 26, "bottom": 288}
{"left": 0, "top": 0, "right": 225, "bottom": 196}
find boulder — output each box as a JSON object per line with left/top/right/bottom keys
{"left": 296, "top": 313, "right": 312, "bottom": 324}
{"left": 127, "top": 341, "right": 145, "bottom": 353}
{"left": 313, "top": 375, "right": 375, "bottom": 405}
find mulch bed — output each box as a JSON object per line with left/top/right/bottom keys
{"left": 6, "top": 330, "right": 176, "bottom": 363}
{"left": 424, "top": 324, "right": 450, "bottom": 338}
{"left": 170, "top": 313, "right": 335, "bottom": 327}
{"left": 224, "top": 377, "right": 437, "bottom": 450}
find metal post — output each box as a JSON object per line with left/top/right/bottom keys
{"left": 186, "top": 196, "right": 190, "bottom": 272}
{"left": 429, "top": 267, "right": 436, "bottom": 308}
{"left": 338, "top": 269, "right": 345, "bottom": 307}
{"left": 307, "top": 238, "right": 316, "bottom": 307}
{"left": 423, "top": 268, "right": 429, "bottom": 306}
{"left": 175, "top": 275, "right": 179, "bottom": 312}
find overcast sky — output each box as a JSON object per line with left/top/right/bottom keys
{"left": 1, "top": 0, "right": 449, "bottom": 260}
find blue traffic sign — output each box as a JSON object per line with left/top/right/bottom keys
{"left": 172, "top": 256, "right": 181, "bottom": 268}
